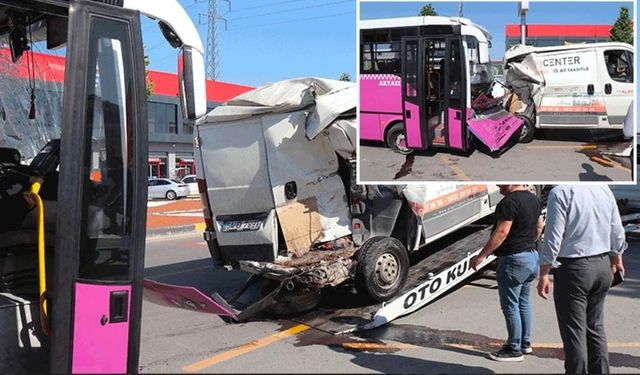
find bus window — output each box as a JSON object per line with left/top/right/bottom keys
{"left": 405, "top": 42, "right": 418, "bottom": 97}
{"left": 450, "top": 39, "right": 461, "bottom": 99}
{"left": 79, "top": 17, "right": 134, "bottom": 282}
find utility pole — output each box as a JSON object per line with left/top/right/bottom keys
{"left": 200, "top": 0, "right": 230, "bottom": 80}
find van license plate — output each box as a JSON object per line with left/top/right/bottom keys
{"left": 222, "top": 220, "right": 262, "bottom": 232}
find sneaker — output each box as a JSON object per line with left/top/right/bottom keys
{"left": 488, "top": 345, "right": 524, "bottom": 362}
{"left": 521, "top": 342, "right": 533, "bottom": 354}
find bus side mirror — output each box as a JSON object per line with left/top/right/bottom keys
{"left": 479, "top": 42, "right": 490, "bottom": 64}
{"left": 179, "top": 47, "right": 207, "bottom": 120}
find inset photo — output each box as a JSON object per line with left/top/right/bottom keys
{"left": 358, "top": 1, "right": 636, "bottom": 182}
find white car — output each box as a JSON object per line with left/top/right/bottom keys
{"left": 148, "top": 178, "right": 190, "bottom": 200}
{"left": 180, "top": 174, "right": 199, "bottom": 196}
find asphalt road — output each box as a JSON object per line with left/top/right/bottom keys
{"left": 359, "top": 130, "right": 634, "bottom": 182}
{"left": 139, "top": 231, "right": 640, "bottom": 374}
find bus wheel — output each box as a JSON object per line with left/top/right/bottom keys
{"left": 355, "top": 237, "right": 409, "bottom": 302}
{"left": 517, "top": 116, "right": 535, "bottom": 143}
{"left": 386, "top": 123, "right": 413, "bottom": 155}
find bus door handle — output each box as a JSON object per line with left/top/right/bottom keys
{"left": 405, "top": 110, "right": 411, "bottom": 119}
{"left": 109, "top": 290, "right": 129, "bottom": 324}
{"left": 587, "top": 84, "right": 594, "bottom": 96}
{"left": 604, "top": 84, "right": 612, "bottom": 95}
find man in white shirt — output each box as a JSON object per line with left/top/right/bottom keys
{"left": 537, "top": 185, "right": 627, "bottom": 374}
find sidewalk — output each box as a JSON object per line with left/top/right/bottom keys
{"left": 146, "top": 198, "right": 205, "bottom": 237}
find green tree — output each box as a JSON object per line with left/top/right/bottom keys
{"left": 144, "top": 54, "right": 154, "bottom": 98}
{"left": 339, "top": 72, "right": 352, "bottom": 82}
{"left": 609, "top": 6, "right": 633, "bottom": 45}
{"left": 419, "top": 3, "right": 438, "bottom": 16}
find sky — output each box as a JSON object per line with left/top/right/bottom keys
{"left": 141, "top": 0, "right": 356, "bottom": 87}
{"left": 360, "top": 1, "right": 635, "bottom": 61}
{"left": 140, "top": 1, "right": 634, "bottom": 87}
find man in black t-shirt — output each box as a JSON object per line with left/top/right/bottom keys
{"left": 471, "top": 185, "right": 543, "bottom": 362}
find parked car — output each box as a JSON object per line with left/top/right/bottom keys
{"left": 180, "top": 174, "right": 199, "bottom": 196}
{"left": 148, "top": 178, "right": 189, "bottom": 200}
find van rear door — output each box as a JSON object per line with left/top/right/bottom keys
{"left": 601, "top": 48, "right": 634, "bottom": 127}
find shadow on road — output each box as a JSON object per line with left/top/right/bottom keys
{"left": 579, "top": 163, "right": 613, "bottom": 181}
{"left": 347, "top": 352, "right": 495, "bottom": 374}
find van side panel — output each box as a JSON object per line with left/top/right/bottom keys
{"left": 262, "top": 111, "right": 352, "bottom": 248}
{"left": 600, "top": 47, "right": 634, "bottom": 127}
{"left": 536, "top": 49, "right": 606, "bottom": 127}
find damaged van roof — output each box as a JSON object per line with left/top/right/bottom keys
{"left": 198, "top": 77, "right": 355, "bottom": 123}
{"left": 197, "top": 77, "right": 357, "bottom": 142}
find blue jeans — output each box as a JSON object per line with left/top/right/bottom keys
{"left": 496, "top": 250, "right": 539, "bottom": 352}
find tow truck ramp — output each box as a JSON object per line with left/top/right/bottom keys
{"left": 143, "top": 224, "right": 496, "bottom": 334}
{"left": 293, "top": 225, "right": 494, "bottom": 334}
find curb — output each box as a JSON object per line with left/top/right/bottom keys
{"left": 146, "top": 222, "right": 206, "bottom": 238}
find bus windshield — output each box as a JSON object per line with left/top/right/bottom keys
{"left": 467, "top": 36, "right": 494, "bottom": 96}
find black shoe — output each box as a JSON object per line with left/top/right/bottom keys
{"left": 521, "top": 342, "right": 533, "bottom": 354}
{"left": 488, "top": 345, "right": 524, "bottom": 362}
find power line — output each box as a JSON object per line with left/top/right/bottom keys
{"left": 149, "top": 10, "right": 354, "bottom": 68}
{"left": 231, "top": 0, "right": 309, "bottom": 12}
{"left": 226, "top": 10, "right": 354, "bottom": 32}
{"left": 226, "top": 0, "right": 351, "bottom": 21}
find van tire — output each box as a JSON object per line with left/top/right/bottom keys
{"left": 517, "top": 116, "right": 535, "bottom": 143}
{"left": 355, "top": 236, "right": 409, "bottom": 302}
{"left": 166, "top": 190, "right": 177, "bottom": 200}
{"left": 386, "top": 123, "right": 413, "bottom": 155}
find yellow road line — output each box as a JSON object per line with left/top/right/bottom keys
{"left": 346, "top": 341, "right": 640, "bottom": 351}
{"left": 589, "top": 156, "right": 631, "bottom": 172}
{"left": 527, "top": 145, "right": 597, "bottom": 149}
{"left": 449, "top": 342, "right": 640, "bottom": 350}
{"left": 439, "top": 155, "right": 471, "bottom": 181}
{"left": 590, "top": 156, "right": 615, "bottom": 167}
{"left": 532, "top": 342, "right": 640, "bottom": 349}
{"left": 194, "top": 222, "right": 206, "bottom": 232}
{"left": 182, "top": 324, "right": 310, "bottom": 372}
{"left": 342, "top": 342, "right": 420, "bottom": 350}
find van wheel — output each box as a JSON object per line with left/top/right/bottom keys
{"left": 517, "top": 116, "right": 535, "bottom": 143}
{"left": 355, "top": 237, "right": 409, "bottom": 302}
{"left": 386, "top": 123, "right": 413, "bottom": 155}
{"left": 165, "top": 190, "right": 177, "bottom": 200}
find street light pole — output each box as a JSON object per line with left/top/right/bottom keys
{"left": 518, "top": 0, "right": 529, "bottom": 45}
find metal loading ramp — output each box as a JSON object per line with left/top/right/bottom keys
{"left": 292, "top": 223, "right": 496, "bottom": 335}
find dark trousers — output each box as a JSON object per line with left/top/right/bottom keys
{"left": 554, "top": 253, "right": 612, "bottom": 374}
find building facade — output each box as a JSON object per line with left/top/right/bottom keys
{"left": 505, "top": 24, "right": 612, "bottom": 50}
{"left": 145, "top": 70, "right": 253, "bottom": 179}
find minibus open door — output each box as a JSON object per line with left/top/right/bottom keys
{"left": 50, "top": 1, "right": 148, "bottom": 373}
{"left": 401, "top": 36, "right": 469, "bottom": 152}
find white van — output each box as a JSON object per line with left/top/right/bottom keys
{"left": 504, "top": 43, "right": 634, "bottom": 141}
{"left": 193, "top": 78, "right": 542, "bottom": 306}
